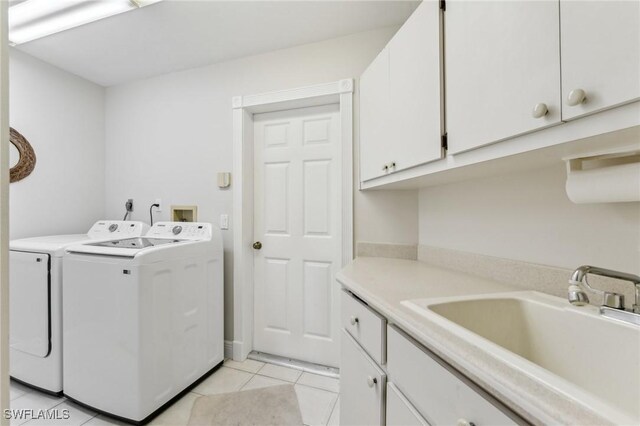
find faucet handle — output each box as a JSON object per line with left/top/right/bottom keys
{"left": 602, "top": 292, "right": 624, "bottom": 310}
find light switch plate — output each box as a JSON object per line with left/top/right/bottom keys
{"left": 220, "top": 214, "right": 229, "bottom": 230}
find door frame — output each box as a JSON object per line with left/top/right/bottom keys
{"left": 232, "top": 79, "right": 354, "bottom": 361}
{"left": 0, "top": 0, "right": 10, "bottom": 417}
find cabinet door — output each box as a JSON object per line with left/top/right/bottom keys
{"left": 446, "top": 1, "right": 561, "bottom": 154}
{"left": 360, "top": 47, "right": 390, "bottom": 182}
{"left": 560, "top": 1, "right": 640, "bottom": 120}
{"left": 389, "top": 0, "right": 443, "bottom": 171}
{"left": 387, "top": 326, "right": 517, "bottom": 425}
{"left": 387, "top": 383, "right": 430, "bottom": 426}
{"left": 340, "top": 330, "right": 386, "bottom": 426}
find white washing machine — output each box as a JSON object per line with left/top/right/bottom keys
{"left": 62, "top": 222, "right": 224, "bottom": 423}
{"left": 9, "top": 220, "right": 149, "bottom": 394}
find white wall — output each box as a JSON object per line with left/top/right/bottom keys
{"left": 9, "top": 49, "right": 105, "bottom": 239}
{"left": 355, "top": 189, "right": 418, "bottom": 244}
{"left": 103, "top": 27, "right": 418, "bottom": 341}
{"left": 419, "top": 163, "right": 640, "bottom": 275}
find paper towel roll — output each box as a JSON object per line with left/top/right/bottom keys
{"left": 566, "top": 162, "right": 640, "bottom": 203}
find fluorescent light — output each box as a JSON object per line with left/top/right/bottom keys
{"left": 9, "top": 0, "right": 162, "bottom": 45}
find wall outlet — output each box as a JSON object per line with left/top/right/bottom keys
{"left": 125, "top": 199, "right": 134, "bottom": 212}
{"left": 155, "top": 198, "right": 162, "bottom": 212}
{"left": 220, "top": 214, "right": 229, "bottom": 230}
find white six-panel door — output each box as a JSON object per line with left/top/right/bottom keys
{"left": 253, "top": 104, "right": 341, "bottom": 367}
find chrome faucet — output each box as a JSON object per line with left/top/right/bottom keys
{"left": 568, "top": 265, "right": 640, "bottom": 314}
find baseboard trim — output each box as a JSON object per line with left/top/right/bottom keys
{"left": 224, "top": 340, "right": 233, "bottom": 359}
{"left": 232, "top": 339, "right": 250, "bottom": 361}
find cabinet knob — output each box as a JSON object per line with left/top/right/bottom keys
{"left": 252, "top": 241, "right": 262, "bottom": 250}
{"left": 531, "top": 103, "right": 548, "bottom": 118}
{"left": 456, "top": 419, "right": 476, "bottom": 426}
{"left": 383, "top": 162, "right": 396, "bottom": 173}
{"left": 350, "top": 316, "right": 359, "bottom": 326}
{"left": 367, "top": 376, "right": 377, "bottom": 388}
{"left": 567, "top": 89, "right": 587, "bottom": 106}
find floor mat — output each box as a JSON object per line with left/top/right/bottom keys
{"left": 187, "top": 384, "right": 303, "bottom": 426}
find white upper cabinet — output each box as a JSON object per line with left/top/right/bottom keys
{"left": 388, "top": 0, "right": 443, "bottom": 173}
{"left": 358, "top": 0, "right": 640, "bottom": 189}
{"left": 446, "top": 0, "right": 562, "bottom": 154}
{"left": 560, "top": 0, "right": 640, "bottom": 121}
{"left": 360, "top": 0, "right": 442, "bottom": 182}
{"left": 359, "top": 47, "right": 390, "bottom": 182}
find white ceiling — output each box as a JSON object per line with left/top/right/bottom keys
{"left": 15, "top": 0, "right": 419, "bottom": 87}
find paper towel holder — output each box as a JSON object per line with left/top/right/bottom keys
{"left": 564, "top": 148, "right": 640, "bottom": 173}
{"left": 564, "top": 147, "right": 640, "bottom": 204}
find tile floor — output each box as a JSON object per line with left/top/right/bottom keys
{"left": 8, "top": 359, "right": 340, "bottom": 426}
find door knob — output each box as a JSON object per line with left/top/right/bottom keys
{"left": 252, "top": 241, "right": 262, "bottom": 250}
{"left": 567, "top": 89, "right": 587, "bottom": 106}
{"left": 531, "top": 103, "right": 548, "bottom": 118}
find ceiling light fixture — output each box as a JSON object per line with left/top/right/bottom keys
{"left": 8, "top": 0, "right": 163, "bottom": 45}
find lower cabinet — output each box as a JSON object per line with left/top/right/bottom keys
{"left": 386, "top": 383, "right": 429, "bottom": 426}
{"left": 340, "top": 290, "right": 522, "bottom": 425}
{"left": 340, "top": 329, "right": 386, "bottom": 426}
{"left": 387, "top": 326, "right": 518, "bottom": 426}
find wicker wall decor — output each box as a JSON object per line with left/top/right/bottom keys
{"left": 9, "top": 127, "right": 36, "bottom": 183}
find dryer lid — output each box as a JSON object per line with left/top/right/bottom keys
{"left": 10, "top": 234, "right": 91, "bottom": 256}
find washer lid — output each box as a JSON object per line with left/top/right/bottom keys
{"left": 87, "top": 237, "right": 184, "bottom": 249}
{"left": 67, "top": 237, "right": 187, "bottom": 258}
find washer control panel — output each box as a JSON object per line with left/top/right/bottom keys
{"left": 146, "top": 222, "right": 212, "bottom": 240}
{"left": 88, "top": 221, "right": 149, "bottom": 239}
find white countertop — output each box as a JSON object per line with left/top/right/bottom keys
{"left": 336, "top": 257, "right": 612, "bottom": 426}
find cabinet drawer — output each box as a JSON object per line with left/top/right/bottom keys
{"left": 341, "top": 290, "right": 386, "bottom": 364}
{"left": 387, "top": 326, "right": 519, "bottom": 426}
{"left": 387, "top": 383, "right": 430, "bottom": 426}
{"left": 340, "top": 330, "right": 386, "bottom": 426}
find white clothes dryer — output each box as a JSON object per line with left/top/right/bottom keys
{"left": 63, "top": 222, "right": 224, "bottom": 423}
{"left": 9, "top": 220, "right": 149, "bottom": 394}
